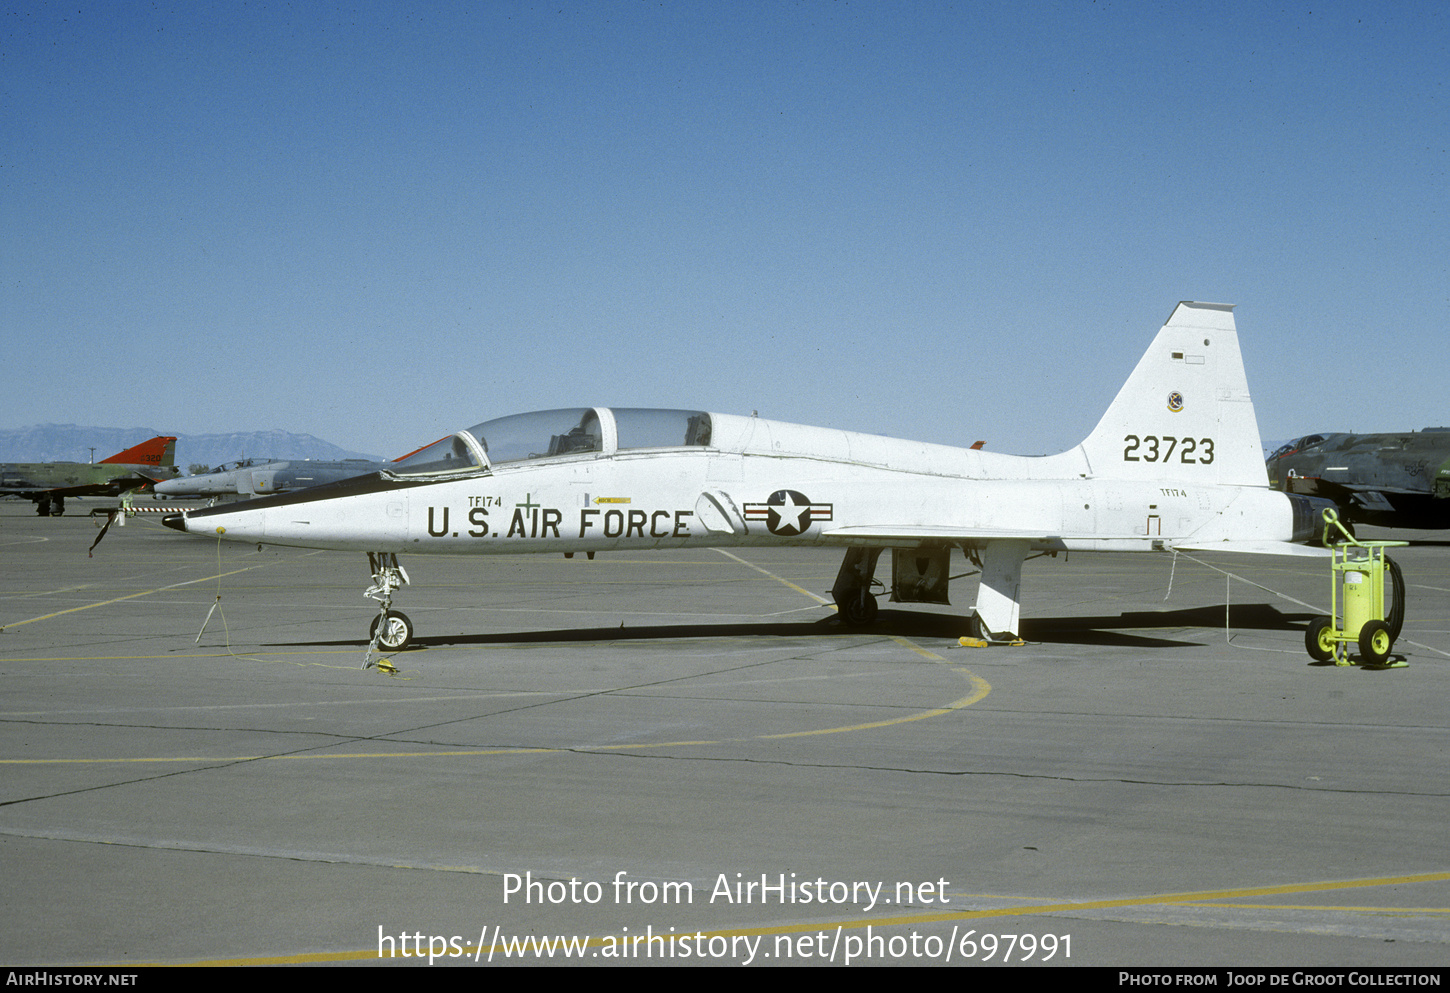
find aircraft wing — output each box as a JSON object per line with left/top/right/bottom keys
{"left": 0, "top": 481, "right": 127, "bottom": 499}
{"left": 821, "top": 525, "right": 1142, "bottom": 543}
{"left": 1335, "top": 484, "right": 1430, "bottom": 496}
{"left": 1167, "top": 540, "right": 1331, "bottom": 557}
{"left": 1286, "top": 479, "right": 1429, "bottom": 501}
{"left": 131, "top": 466, "right": 181, "bottom": 483}
{"left": 44, "top": 478, "right": 155, "bottom": 499}
{"left": 823, "top": 526, "right": 1332, "bottom": 558}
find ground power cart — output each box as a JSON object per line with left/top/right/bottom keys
{"left": 1305, "top": 510, "right": 1406, "bottom": 667}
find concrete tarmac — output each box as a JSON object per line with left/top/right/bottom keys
{"left": 2, "top": 499, "right": 1448, "bottom": 967}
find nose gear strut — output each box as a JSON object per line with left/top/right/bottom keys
{"left": 363, "top": 552, "right": 411, "bottom": 670}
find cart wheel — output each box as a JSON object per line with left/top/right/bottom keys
{"left": 1305, "top": 616, "right": 1337, "bottom": 662}
{"left": 1385, "top": 556, "right": 1405, "bottom": 641}
{"left": 1357, "top": 619, "right": 1393, "bottom": 665}
{"left": 370, "top": 610, "right": 413, "bottom": 652}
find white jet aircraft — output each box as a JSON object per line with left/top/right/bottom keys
{"left": 163, "top": 301, "right": 1332, "bottom": 655}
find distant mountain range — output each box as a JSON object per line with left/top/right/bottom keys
{"left": 0, "top": 424, "right": 383, "bottom": 473}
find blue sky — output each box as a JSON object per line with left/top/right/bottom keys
{"left": 4, "top": 1, "right": 1445, "bottom": 460}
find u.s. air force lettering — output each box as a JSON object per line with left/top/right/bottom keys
{"left": 424, "top": 500, "right": 693, "bottom": 539}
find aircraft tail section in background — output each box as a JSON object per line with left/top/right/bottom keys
{"left": 0, "top": 435, "right": 180, "bottom": 515}
{"left": 99, "top": 436, "right": 177, "bottom": 468}
{"left": 1074, "top": 301, "right": 1269, "bottom": 488}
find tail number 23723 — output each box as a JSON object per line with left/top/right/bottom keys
{"left": 1123, "top": 435, "right": 1214, "bottom": 464}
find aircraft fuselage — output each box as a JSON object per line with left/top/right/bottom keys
{"left": 179, "top": 417, "right": 1304, "bottom": 557}
{"left": 164, "top": 303, "right": 1331, "bottom": 647}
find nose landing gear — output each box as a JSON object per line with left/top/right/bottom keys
{"left": 364, "top": 552, "right": 411, "bottom": 670}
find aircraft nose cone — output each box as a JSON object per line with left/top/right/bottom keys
{"left": 161, "top": 514, "right": 188, "bottom": 533}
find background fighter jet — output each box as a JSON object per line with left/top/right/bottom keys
{"left": 0, "top": 436, "right": 180, "bottom": 515}
{"left": 164, "top": 302, "right": 1334, "bottom": 655}
{"left": 153, "top": 457, "right": 396, "bottom": 499}
{"left": 1267, "top": 429, "right": 1450, "bottom": 530}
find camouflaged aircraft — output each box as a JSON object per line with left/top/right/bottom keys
{"left": 1267, "top": 428, "right": 1450, "bottom": 531}
{"left": 1, "top": 436, "right": 180, "bottom": 515}
{"left": 163, "top": 302, "right": 1332, "bottom": 654}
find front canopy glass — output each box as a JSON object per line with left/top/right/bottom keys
{"left": 392, "top": 408, "right": 712, "bottom": 475}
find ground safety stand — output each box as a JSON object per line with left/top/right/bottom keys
{"left": 1305, "top": 509, "right": 1406, "bottom": 667}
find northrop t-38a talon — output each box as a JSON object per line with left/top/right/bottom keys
{"left": 164, "top": 302, "right": 1332, "bottom": 653}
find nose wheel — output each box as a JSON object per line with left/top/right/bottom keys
{"left": 370, "top": 610, "right": 413, "bottom": 652}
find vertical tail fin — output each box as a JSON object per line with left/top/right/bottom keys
{"left": 1077, "top": 302, "right": 1268, "bottom": 486}
{"left": 101, "top": 436, "right": 178, "bottom": 467}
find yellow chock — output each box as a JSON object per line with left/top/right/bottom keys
{"left": 375, "top": 660, "right": 400, "bottom": 674}
{"left": 958, "top": 637, "right": 989, "bottom": 648}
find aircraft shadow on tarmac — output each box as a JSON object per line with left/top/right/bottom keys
{"left": 1020, "top": 603, "right": 1315, "bottom": 647}
{"left": 285, "top": 603, "right": 1312, "bottom": 652}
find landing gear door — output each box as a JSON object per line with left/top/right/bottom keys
{"left": 890, "top": 546, "right": 951, "bottom": 605}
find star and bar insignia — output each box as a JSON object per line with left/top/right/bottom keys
{"left": 743, "top": 489, "right": 833, "bottom": 537}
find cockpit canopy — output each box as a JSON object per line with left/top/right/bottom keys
{"left": 203, "top": 458, "right": 270, "bottom": 474}
{"left": 1268, "top": 434, "right": 1327, "bottom": 460}
{"left": 393, "top": 408, "right": 712, "bottom": 476}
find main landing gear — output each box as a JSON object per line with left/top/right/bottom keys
{"left": 831, "top": 543, "right": 1031, "bottom": 643}
{"left": 364, "top": 552, "right": 411, "bottom": 668}
{"left": 832, "top": 548, "right": 883, "bottom": 626}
